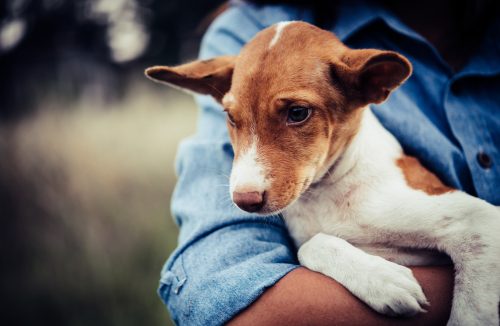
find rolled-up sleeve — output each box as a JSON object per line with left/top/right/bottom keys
{"left": 159, "top": 4, "right": 312, "bottom": 325}
{"left": 160, "top": 219, "right": 298, "bottom": 325}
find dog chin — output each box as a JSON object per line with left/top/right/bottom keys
{"left": 256, "top": 195, "right": 302, "bottom": 216}
{"left": 255, "top": 206, "right": 286, "bottom": 217}
{"left": 231, "top": 200, "right": 289, "bottom": 217}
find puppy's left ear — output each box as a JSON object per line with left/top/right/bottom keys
{"left": 340, "top": 49, "right": 412, "bottom": 104}
{"left": 145, "top": 55, "right": 235, "bottom": 102}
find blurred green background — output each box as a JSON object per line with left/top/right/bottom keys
{"left": 0, "top": 0, "right": 224, "bottom": 325}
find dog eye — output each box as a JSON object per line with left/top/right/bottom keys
{"left": 287, "top": 107, "right": 311, "bottom": 125}
{"left": 226, "top": 113, "right": 236, "bottom": 127}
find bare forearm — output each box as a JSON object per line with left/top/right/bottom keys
{"left": 229, "top": 266, "right": 453, "bottom": 326}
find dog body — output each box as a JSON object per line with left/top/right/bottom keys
{"left": 285, "top": 108, "right": 451, "bottom": 266}
{"left": 146, "top": 21, "right": 500, "bottom": 325}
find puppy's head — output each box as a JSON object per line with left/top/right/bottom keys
{"left": 146, "top": 21, "right": 411, "bottom": 215}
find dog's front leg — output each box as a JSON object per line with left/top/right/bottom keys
{"left": 298, "top": 233, "right": 429, "bottom": 316}
{"left": 361, "top": 189, "right": 500, "bottom": 326}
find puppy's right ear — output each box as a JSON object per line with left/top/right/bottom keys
{"left": 145, "top": 55, "right": 235, "bottom": 102}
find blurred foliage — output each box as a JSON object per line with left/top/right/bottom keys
{"left": 0, "top": 0, "right": 225, "bottom": 121}
{"left": 0, "top": 82, "right": 199, "bottom": 326}
{"left": 0, "top": 0, "right": 224, "bottom": 325}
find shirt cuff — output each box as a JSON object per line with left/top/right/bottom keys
{"left": 159, "top": 221, "right": 299, "bottom": 325}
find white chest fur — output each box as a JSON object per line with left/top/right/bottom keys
{"left": 283, "top": 108, "right": 448, "bottom": 265}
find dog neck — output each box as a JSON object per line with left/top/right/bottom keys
{"left": 311, "top": 107, "right": 402, "bottom": 189}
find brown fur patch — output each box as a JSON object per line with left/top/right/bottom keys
{"left": 222, "top": 23, "right": 412, "bottom": 212}
{"left": 396, "top": 155, "right": 454, "bottom": 195}
{"left": 146, "top": 22, "right": 414, "bottom": 213}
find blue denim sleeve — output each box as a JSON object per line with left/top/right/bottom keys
{"left": 159, "top": 5, "right": 307, "bottom": 325}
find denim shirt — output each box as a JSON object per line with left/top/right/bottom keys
{"left": 160, "top": 1, "right": 500, "bottom": 325}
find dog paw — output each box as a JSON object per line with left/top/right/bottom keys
{"left": 297, "top": 234, "right": 428, "bottom": 317}
{"left": 350, "top": 256, "right": 429, "bottom": 317}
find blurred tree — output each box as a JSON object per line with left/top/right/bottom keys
{"left": 0, "top": 0, "right": 225, "bottom": 121}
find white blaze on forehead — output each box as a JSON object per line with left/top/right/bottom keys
{"left": 269, "top": 21, "right": 293, "bottom": 49}
{"left": 222, "top": 92, "right": 236, "bottom": 106}
{"left": 230, "top": 136, "right": 270, "bottom": 196}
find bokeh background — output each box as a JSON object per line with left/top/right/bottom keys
{"left": 0, "top": 0, "right": 225, "bottom": 325}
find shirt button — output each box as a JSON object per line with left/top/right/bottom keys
{"left": 477, "top": 151, "right": 492, "bottom": 169}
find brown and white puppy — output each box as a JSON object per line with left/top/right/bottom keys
{"left": 146, "top": 21, "right": 500, "bottom": 326}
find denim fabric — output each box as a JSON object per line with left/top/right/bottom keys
{"left": 160, "top": 1, "right": 500, "bottom": 325}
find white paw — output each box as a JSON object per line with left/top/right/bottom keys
{"left": 349, "top": 256, "right": 429, "bottom": 317}
{"left": 297, "top": 234, "right": 429, "bottom": 317}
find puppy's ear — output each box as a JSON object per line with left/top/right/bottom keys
{"left": 145, "top": 55, "right": 235, "bottom": 102}
{"left": 338, "top": 49, "right": 412, "bottom": 105}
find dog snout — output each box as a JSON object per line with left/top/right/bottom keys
{"left": 233, "top": 191, "right": 265, "bottom": 212}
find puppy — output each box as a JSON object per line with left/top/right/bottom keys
{"left": 146, "top": 21, "right": 500, "bottom": 325}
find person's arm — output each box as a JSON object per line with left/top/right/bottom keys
{"left": 229, "top": 266, "right": 454, "bottom": 326}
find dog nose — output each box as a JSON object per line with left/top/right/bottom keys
{"left": 233, "top": 191, "right": 264, "bottom": 212}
